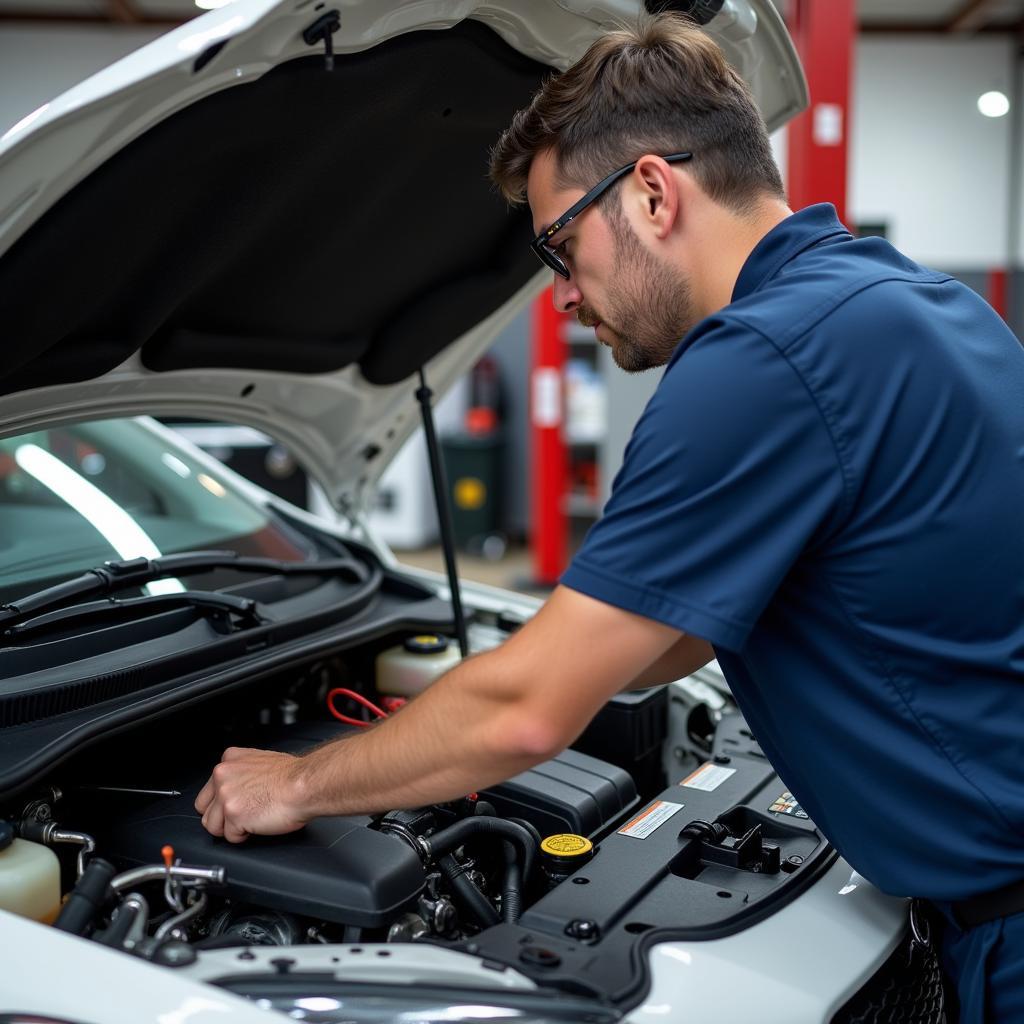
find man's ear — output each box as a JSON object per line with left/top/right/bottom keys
{"left": 632, "top": 155, "right": 680, "bottom": 240}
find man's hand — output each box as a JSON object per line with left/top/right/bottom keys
{"left": 195, "top": 747, "right": 307, "bottom": 843}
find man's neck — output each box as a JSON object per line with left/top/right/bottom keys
{"left": 692, "top": 200, "right": 792, "bottom": 319}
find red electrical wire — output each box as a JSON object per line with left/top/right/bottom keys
{"left": 327, "top": 688, "right": 389, "bottom": 728}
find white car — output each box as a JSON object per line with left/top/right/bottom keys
{"left": 0, "top": 2, "right": 930, "bottom": 1022}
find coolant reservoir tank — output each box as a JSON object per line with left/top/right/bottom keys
{"left": 0, "top": 823, "right": 61, "bottom": 923}
{"left": 376, "top": 634, "right": 462, "bottom": 697}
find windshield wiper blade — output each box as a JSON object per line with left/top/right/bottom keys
{"left": 3, "top": 590, "right": 264, "bottom": 640}
{"left": 0, "top": 549, "right": 367, "bottom": 631}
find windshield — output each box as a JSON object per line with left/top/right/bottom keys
{"left": 0, "top": 417, "right": 312, "bottom": 603}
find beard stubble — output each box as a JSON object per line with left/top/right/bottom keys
{"left": 577, "top": 206, "right": 696, "bottom": 373}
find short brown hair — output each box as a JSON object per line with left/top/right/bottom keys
{"left": 489, "top": 13, "right": 784, "bottom": 214}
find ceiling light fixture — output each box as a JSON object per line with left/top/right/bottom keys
{"left": 978, "top": 90, "right": 1010, "bottom": 118}
{"left": 194, "top": 0, "right": 234, "bottom": 9}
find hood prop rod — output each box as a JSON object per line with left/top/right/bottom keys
{"left": 416, "top": 368, "right": 469, "bottom": 658}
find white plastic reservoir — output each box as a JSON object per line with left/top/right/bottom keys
{"left": 0, "top": 837, "right": 61, "bottom": 923}
{"left": 376, "top": 634, "right": 462, "bottom": 697}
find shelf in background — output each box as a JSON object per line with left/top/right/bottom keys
{"left": 563, "top": 492, "right": 602, "bottom": 517}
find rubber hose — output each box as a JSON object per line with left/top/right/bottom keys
{"left": 438, "top": 852, "right": 500, "bottom": 928}
{"left": 507, "top": 816, "right": 543, "bottom": 851}
{"left": 53, "top": 857, "right": 116, "bottom": 936}
{"left": 501, "top": 841, "right": 522, "bottom": 924}
{"left": 427, "top": 817, "right": 537, "bottom": 884}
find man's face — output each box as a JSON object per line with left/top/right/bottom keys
{"left": 526, "top": 149, "right": 696, "bottom": 373}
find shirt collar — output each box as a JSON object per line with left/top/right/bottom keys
{"left": 731, "top": 203, "right": 853, "bottom": 303}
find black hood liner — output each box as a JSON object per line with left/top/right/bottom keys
{"left": 0, "top": 20, "right": 548, "bottom": 395}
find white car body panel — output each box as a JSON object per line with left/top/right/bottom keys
{"left": 0, "top": 858, "right": 904, "bottom": 1023}
{"left": 2, "top": 907, "right": 271, "bottom": 1023}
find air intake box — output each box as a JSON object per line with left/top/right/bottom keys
{"left": 481, "top": 748, "right": 639, "bottom": 839}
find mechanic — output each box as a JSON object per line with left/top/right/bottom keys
{"left": 197, "top": 15, "right": 1024, "bottom": 1020}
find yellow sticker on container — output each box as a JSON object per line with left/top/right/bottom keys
{"left": 454, "top": 477, "right": 486, "bottom": 510}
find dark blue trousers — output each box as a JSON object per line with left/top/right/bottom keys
{"left": 933, "top": 905, "right": 1024, "bottom": 1022}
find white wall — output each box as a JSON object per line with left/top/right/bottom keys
{"left": 0, "top": 24, "right": 162, "bottom": 137}
{"left": 850, "top": 34, "right": 1015, "bottom": 269}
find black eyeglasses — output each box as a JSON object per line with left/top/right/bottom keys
{"left": 530, "top": 152, "right": 693, "bottom": 280}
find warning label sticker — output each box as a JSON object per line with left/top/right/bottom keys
{"left": 768, "top": 791, "right": 808, "bottom": 819}
{"left": 618, "top": 800, "right": 684, "bottom": 840}
{"left": 679, "top": 762, "right": 736, "bottom": 792}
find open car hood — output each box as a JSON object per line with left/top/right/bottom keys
{"left": 0, "top": 0, "right": 805, "bottom": 510}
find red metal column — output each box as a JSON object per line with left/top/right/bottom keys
{"left": 786, "top": 0, "right": 856, "bottom": 226}
{"left": 988, "top": 268, "right": 1009, "bottom": 321}
{"left": 530, "top": 289, "right": 568, "bottom": 586}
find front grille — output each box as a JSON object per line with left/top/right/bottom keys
{"left": 831, "top": 933, "right": 950, "bottom": 1024}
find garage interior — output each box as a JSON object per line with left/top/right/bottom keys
{"left": 0, "top": 0, "right": 1021, "bottom": 594}
{"left": 0, "top": 4, "right": 1022, "bottom": 1021}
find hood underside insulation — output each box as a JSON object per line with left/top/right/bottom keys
{"left": 0, "top": 19, "right": 548, "bottom": 395}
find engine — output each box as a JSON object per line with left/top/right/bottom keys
{"left": 4, "top": 640, "right": 840, "bottom": 1008}
{"left": 84, "top": 722, "right": 637, "bottom": 948}
{"left": 8, "top": 662, "right": 647, "bottom": 959}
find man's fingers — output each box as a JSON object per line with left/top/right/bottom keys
{"left": 202, "top": 800, "right": 225, "bottom": 838}
{"left": 195, "top": 778, "right": 215, "bottom": 815}
{"left": 223, "top": 820, "right": 249, "bottom": 844}
{"left": 222, "top": 746, "right": 257, "bottom": 762}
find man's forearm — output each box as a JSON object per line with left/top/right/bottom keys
{"left": 289, "top": 646, "right": 561, "bottom": 819}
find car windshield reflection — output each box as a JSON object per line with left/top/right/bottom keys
{"left": 0, "top": 417, "right": 312, "bottom": 604}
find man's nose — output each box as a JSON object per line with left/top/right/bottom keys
{"left": 552, "top": 273, "right": 582, "bottom": 314}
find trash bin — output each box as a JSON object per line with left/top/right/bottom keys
{"left": 441, "top": 432, "right": 504, "bottom": 556}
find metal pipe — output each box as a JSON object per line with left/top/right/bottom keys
{"left": 154, "top": 891, "right": 209, "bottom": 942}
{"left": 111, "top": 863, "right": 225, "bottom": 893}
{"left": 121, "top": 893, "right": 150, "bottom": 949}
{"left": 1007, "top": 33, "right": 1023, "bottom": 317}
{"left": 44, "top": 828, "right": 96, "bottom": 879}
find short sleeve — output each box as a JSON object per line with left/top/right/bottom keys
{"left": 561, "top": 322, "right": 845, "bottom": 652}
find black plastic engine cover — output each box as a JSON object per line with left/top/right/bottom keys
{"left": 98, "top": 786, "right": 426, "bottom": 928}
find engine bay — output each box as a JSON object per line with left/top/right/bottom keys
{"left": 1, "top": 627, "right": 835, "bottom": 1008}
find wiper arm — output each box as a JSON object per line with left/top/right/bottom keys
{"left": 0, "top": 549, "right": 367, "bottom": 631}
{"left": 4, "top": 590, "right": 264, "bottom": 640}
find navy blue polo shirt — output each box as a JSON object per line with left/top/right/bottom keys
{"left": 562, "top": 203, "right": 1024, "bottom": 901}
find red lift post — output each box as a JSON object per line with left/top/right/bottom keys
{"left": 988, "top": 269, "right": 1009, "bottom": 321}
{"left": 530, "top": 288, "right": 568, "bottom": 586}
{"left": 786, "top": 0, "right": 856, "bottom": 226}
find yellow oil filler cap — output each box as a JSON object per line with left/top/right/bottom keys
{"left": 540, "top": 834, "right": 594, "bottom": 884}
{"left": 541, "top": 834, "right": 593, "bottom": 858}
